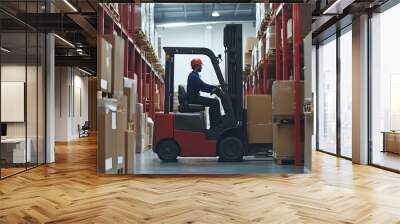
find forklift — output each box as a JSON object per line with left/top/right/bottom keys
{"left": 153, "top": 24, "right": 271, "bottom": 162}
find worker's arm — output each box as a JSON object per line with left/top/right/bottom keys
{"left": 194, "top": 75, "right": 215, "bottom": 93}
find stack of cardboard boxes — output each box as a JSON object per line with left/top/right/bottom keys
{"left": 134, "top": 3, "right": 160, "bottom": 64}
{"left": 97, "top": 34, "right": 137, "bottom": 174}
{"left": 97, "top": 99, "right": 124, "bottom": 174}
{"left": 97, "top": 37, "right": 112, "bottom": 93}
{"left": 246, "top": 95, "right": 273, "bottom": 144}
{"left": 272, "top": 80, "right": 304, "bottom": 162}
{"left": 123, "top": 77, "right": 137, "bottom": 174}
{"left": 135, "top": 103, "right": 146, "bottom": 153}
{"left": 244, "top": 37, "right": 257, "bottom": 77}
{"left": 265, "top": 26, "right": 276, "bottom": 58}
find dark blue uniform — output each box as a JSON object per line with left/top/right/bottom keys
{"left": 187, "top": 71, "right": 215, "bottom": 97}
{"left": 186, "top": 71, "right": 222, "bottom": 127}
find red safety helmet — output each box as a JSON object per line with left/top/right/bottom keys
{"left": 191, "top": 58, "right": 203, "bottom": 68}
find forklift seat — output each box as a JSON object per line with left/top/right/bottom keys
{"left": 178, "top": 85, "right": 204, "bottom": 113}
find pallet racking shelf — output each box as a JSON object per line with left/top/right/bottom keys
{"left": 98, "top": 3, "right": 164, "bottom": 119}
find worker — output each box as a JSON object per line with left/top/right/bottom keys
{"left": 187, "top": 58, "right": 222, "bottom": 130}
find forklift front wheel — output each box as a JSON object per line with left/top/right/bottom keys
{"left": 156, "top": 140, "right": 180, "bottom": 162}
{"left": 218, "top": 136, "right": 244, "bottom": 162}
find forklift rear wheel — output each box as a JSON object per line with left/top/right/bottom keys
{"left": 156, "top": 140, "right": 180, "bottom": 162}
{"left": 218, "top": 136, "right": 244, "bottom": 162}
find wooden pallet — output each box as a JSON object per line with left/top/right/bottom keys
{"left": 134, "top": 30, "right": 165, "bottom": 74}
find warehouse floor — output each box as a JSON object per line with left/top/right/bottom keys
{"left": 1, "top": 135, "right": 400, "bottom": 223}
{"left": 134, "top": 150, "right": 305, "bottom": 174}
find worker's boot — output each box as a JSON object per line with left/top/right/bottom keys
{"left": 207, "top": 124, "right": 224, "bottom": 139}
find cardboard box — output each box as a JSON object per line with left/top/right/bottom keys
{"left": 299, "top": 4, "right": 312, "bottom": 38}
{"left": 123, "top": 76, "right": 137, "bottom": 122}
{"left": 257, "top": 39, "right": 263, "bottom": 65}
{"left": 246, "top": 37, "right": 257, "bottom": 53}
{"left": 266, "top": 26, "right": 276, "bottom": 54}
{"left": 246, "top": 95, "right": 272, "bottom": 125}
{"left": 97, "top": 106, "right": 116, "bottom": 174}
{"left": 115, "top": 110, "right": 127, "bottom": 173}
{"left": 103, "top": 34, "right": 125, "bottom": 99}
{"left": 147, "top": 117, "right": 154, "bottom": 149}
{"left": 244, "top": 52, "right": 252, "bottom": 66}
{"left": 286, "top": 5, "right": 312, "bottom": 39}
{"left": 135, "top": 103, "right": 146, "bottom": 153}
{"left": 97, "top": 37, "right": 112, "bottom": 93}
{"left": 125, "top": 130, "right": 136, "bottom": 174}
{"left": 155, "top": 92, "right": 160, "bottom": 111}
{"left": 272, "top": 81, "right": 304, "bottom": 117}
{"left": 273, "top": 123, "right": 304, "bottom": 160}
{"left": 248, "top": 123, "right": 273, "bottom": 144}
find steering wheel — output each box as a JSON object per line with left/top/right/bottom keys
{"left": 210, "top": 86, "right": 222, "bottom": 96}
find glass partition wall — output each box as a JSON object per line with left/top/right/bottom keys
{"left": 0, "top": 1, "right": 46, "bottom": 179}
{"left": 316, "top": 25, "right": 352, "bottom": 159}
{"left": 370, "top": 3, "right": 400, "bottom": 172}
{"left": 317, "top": 35, "right": 337, "bottom": 155}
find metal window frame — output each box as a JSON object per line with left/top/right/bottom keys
{"left": 314, "top": 22, "right": 353, "bottom": 161}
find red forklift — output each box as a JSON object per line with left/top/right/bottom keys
{"left": 153, "top": 24, "right": 271, "bottom": 162}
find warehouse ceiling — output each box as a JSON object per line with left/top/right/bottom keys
{"left": 155, "top": 3, "right": 256, "bottom": 24}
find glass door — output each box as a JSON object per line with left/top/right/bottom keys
{"left": 339, "top": 27, "right": 352, "bottom": 159}
{"left": 317, "top": 35, "right": 337, "bottom": 155}
{"left": 0, "top": 1, "right": 47, "bottom": 179}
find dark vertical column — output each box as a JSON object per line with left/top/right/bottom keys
{"left": 275, "top": 5, "right": 282, "bottom": 81}
{"left": 293, "top": 4, "right": 303, "bottom": 166}
{"left": 336, "top": 30, "right": 341, "bottom": 157}
{"left": 282, "top": 4, "right": 289, "bottom": 81}
{"left": 262, "top": 34, "right": 267, "bottom": 94}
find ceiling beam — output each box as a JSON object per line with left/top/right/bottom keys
{"left": 234, "top": 3, "right": 240, "bottom": 16}
{"left": 156, "top": 15, "right": 255, "bottom": 25}
{"left": 55, "top": 55, "right": 96, "bottom": 68}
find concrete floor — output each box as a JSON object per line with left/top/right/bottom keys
{"left": 134, "top": 150, "right": 305, "bottom": 174}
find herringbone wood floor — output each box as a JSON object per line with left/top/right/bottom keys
{"left": 1, "top": 135, "right": 400, "bottom": 224}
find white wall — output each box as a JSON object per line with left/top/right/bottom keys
{"left": 55, "top": 67, "right": 89, "bottom": 141}
{"left": 157, "top": 22, "right": 255, "bottom": 91}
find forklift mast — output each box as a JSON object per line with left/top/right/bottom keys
{"left": 224, "top": 24, "right": 243, "bottom": 125}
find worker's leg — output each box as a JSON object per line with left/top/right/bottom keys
{"left": 189, "top": 96, "right": 222, "bottom": 127}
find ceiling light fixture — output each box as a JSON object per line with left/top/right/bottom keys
{"left": 63, "top": 0, "right": 78, "bottom": 12}
{"left": 206, "top": 25, "right": 213, "bottom": 30}
{"left": 156, "top": 22, "right": 188, "bottom": 28}
{"left": 1, "top": 47, "right": 11, "bottom": 53}
{"left": 78, "top": 67, "right": 93, "bottom": 76}
{"left": 211, "top": 10, "right": 220, "bottom": 17}
{"left": 157, "top": 21, "right": 250, "bottom": 29}
{"left": 54, "top": 34, "right": 75, "bottom": 48}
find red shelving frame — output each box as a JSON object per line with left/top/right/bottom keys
{"left": 98, "top": 3, "right": 164, "bottom": 120}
